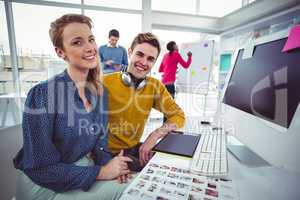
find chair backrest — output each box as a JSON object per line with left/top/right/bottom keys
{"left": 0, "top": 125, "right": 22, "bottom": 200}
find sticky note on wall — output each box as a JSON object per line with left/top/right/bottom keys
{"left": 243, "top": 40, "right": 255, "bottom": 59}
{"left": 282, "top": 25, "right": 300, "bottom": 52}
{"left": 191, "top": 70, "right": 196, "bottom": 77}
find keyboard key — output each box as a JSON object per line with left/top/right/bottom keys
{"left": 190, "top": 125, "right": 228, "bottom": 177}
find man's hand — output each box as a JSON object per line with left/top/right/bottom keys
{"left": 139, "top": 123, "right": 177, "bottom": 166}
{"left": 139, "top": 133, "right": 159, "bottom": 166}
{"left": 113, "top": 64, "right": 121, "bottom": 71}
{"left": 105, "top": 60, "right": 114, "bottom": 65}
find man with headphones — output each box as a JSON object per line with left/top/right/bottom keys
{"left": 103, "top": 33, "right": 185, "bottom": 181}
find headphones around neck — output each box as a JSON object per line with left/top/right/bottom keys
{"left": 120, "top": 69, "right": 147, "bottom": 90}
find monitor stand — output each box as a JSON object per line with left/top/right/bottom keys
{"left": 227, "top": 142, "right": 270, "bottom": 167}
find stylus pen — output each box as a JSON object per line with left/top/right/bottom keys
{"left": 171, "top": 130, "right": 184, "bottom": 134}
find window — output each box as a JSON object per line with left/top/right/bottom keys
{"left": 0, "top": 2, "right": 10, "bottom": 64}
{"left": 151, "top": 29, "right": 219, "bottom": 117}
{"left": 40, "top": 0, "right": 81, "bottom": 3}
{"left": 84, "top": 0, "right": 142, "bottom": 10}
{"left": 0, "top": 2, "right": 21, "bottom": 128}
{"left": 153, "top": 29, "right": 202, "bottom": 45}
{"left": 152, "top": 0, "right": 197, "bottom": 15}
{"left": 85, "top": 10, "right": 142, "bottom": 49}
{"left": 198, "top": 0, "right": 242, "bottom": 17}
{"left": 152, "top": 29, "right": 219, "bottom": 88}
{"left": 12, "top": 3, "right": 80, "bottom": 94}
{"left": 151, "top": 29, "right": 201, "bottom": 79}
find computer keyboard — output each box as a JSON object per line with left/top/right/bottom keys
{"left": 190, "top": 126, "right": 228, "bottom": 177}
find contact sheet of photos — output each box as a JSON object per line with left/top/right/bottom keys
{"left": 120, "top": 162, "right": 239, "bottom": 200}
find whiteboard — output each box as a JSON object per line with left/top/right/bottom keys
{"left": 176, "top": 40, "right": 214, "bottom": 94}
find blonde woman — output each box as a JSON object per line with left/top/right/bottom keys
{"left": 14, "top": 14, "right": 132, "bottom": 200}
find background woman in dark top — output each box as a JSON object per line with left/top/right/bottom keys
{"left": 14, "top": 14, "right": 132, "bottom": 200}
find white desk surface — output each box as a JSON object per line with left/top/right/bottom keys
{"left": 0, "top": 92, "right": 27, "bottom": 99}
{"left": 227, "top": 151, "right": 300, "bottom": 200}
{"left": 150, "top": 151, "right": 300, "bottom": 200}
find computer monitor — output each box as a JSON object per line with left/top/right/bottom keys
{"left": 221, "top": 30, "right": 300, "bottom": 172}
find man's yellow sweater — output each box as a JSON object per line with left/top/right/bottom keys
{"left": 103, "top": 72, "right": 185, "bottom": 154}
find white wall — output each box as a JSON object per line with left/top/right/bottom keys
{"left": 151, "top": 11, "right": 220, "bottom": 33}
{"left": 220, "top": 0, "right": 300, "bottom": 32}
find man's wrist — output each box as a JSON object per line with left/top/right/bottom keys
{"left": 162, "top": 123, "right": 177, "bottom": 132}
{"left": 150, "top": 123, "right": 177, "bottom": 140}
{"left": 152, "top": 127, "right": 168, "bottom": 139}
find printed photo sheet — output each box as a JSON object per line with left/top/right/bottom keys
{"left": 120, "top": 161, "right": 239, "bottom": 200}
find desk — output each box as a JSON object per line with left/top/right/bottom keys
{"left": 0, "top": 93, "right": 26, "bottom": 127}
{"left": 150, "top": 147, "right": 300, "bottom": 200}
{"left": 24, "top": 80, "right": 39, "bottom": 88}
{"left": 227, "top": 151, "right": 300, "bottom": 200}
{"left": 0, "top": 80, "right": 7, "bottom": 94}
{"left": 143, "top": 116, "right": 300, "bottom": 200}
{"left": 131, "top": 113, "right": 300, "bottom": 200}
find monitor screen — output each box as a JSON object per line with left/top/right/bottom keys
{"left": 223, "top": 38, "right": 300, "bottom": 128}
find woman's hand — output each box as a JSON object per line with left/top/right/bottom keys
{"left": 96, "top": 150, "right": 132, "bottom": 180}
{"left": 117, "top": 172, "right": 133, "bottom": 184}
{"left": 187, "top": 51, "right": 192, "bottom": 57}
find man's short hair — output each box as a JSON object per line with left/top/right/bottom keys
{"left": 109, "top": 29, "right": 120, "bottom": 38}
{"left": 130, "top": 32, "right": 161, "bottom": 56}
